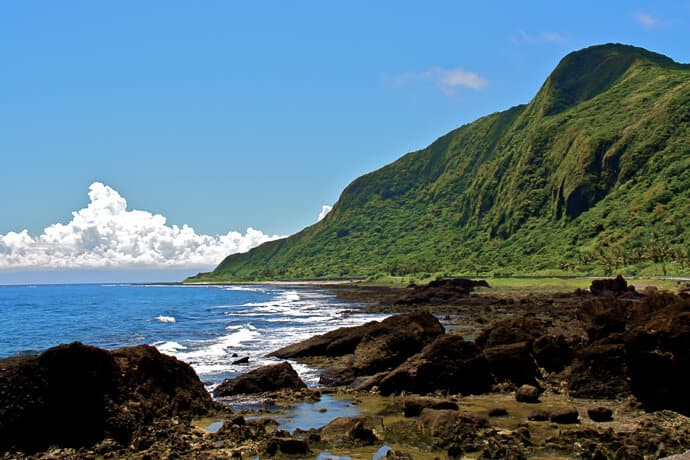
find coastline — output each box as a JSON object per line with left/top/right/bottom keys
{"left": 2, "top": 276, "right": 690, "bottom": 459}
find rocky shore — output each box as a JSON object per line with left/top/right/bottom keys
{"left": 2, "top": 276, "right": 690, "bottom": 459}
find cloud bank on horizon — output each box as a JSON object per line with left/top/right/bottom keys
{"left": 0, "top": 182, "right": 284, "bottom": 270}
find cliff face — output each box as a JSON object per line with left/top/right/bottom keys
{"left": 190, "top": 44, "right": 690, "bottom": 281}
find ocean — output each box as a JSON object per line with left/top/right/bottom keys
{"left": 0, "top": 283, "right": 388, "bottom": 389}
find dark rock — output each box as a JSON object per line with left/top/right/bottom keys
{"left": 271, "top": 311, "right": 443, "bottom": 359}
{"left": 475, "top": 317, "right": 547, "bottom": 349}
{"left": 375, "top": 335, "right": 493, "bottom": 396}
{"left": 624, "top": 299, "right": 690, "bottom": 415}
{"left": 577, "top": 297, "right": 629, "bottom": 341}
{"left": 0, "top": 342, "right": 218, "bottom": 452}
{"left": 567, "top": 342, "right": 628, "bottom": 399}
{"left": 484, "top": 341, "right": 539, "bottom": 385}
{"left": 320, "top": 416, "right": 383, "bottom": 447}
{"left": 213, "top": 362, "right": 306, "bottom": 397}
{"left": 515, "top": 384, "right": 541, "bottom": 403}
{"left": 401, "top": 396, "right": 459, "bottom": 417}
{"left": 388, "top": 278, "right": 490, "bottom": 306}
{"left": 590, "top": 275, "right": 628, "bottom": 296}
{"left": 488, "top": 407, "right": 509, "bottom": 417}
{"left": 265, "top": 437, "right": 310, "bottom": 456}
{"left": 588, "top": 406, "right": 613, "bottom": 422}
{"left": 550, "top": 406, "right": 579, "bottom": 424}
{"left": 527, "top": 410, "right": 549, "bottom": 421}
{"left": 319, "top": 362, "right": 357, "bottom": 386}
{"left": 351, "top": 312, "right": 444, "bottom": 375}
{"left": 532, "top": 334, "right": 573, "bottom": 372}
{"left": 232, "top": 356, "right": 249, "bottom": 365}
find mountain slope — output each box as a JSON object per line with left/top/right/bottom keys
{"left": 188, "top": 44, "right": 690, "bottom": 282}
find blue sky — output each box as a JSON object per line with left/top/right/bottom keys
{"left": 1, "top": 1, "right": 689, "bottom": 282}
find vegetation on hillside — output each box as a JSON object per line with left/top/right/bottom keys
{"left": 187, "top": 44, "right": 690, "bottom": 282}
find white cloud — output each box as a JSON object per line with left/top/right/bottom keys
{"left": 317, "top": 205, "right": 332, "bottom": 221}
{"left": 389, "top": 67, "right": 488, "bottom": 95}
{"left": 0, "top": 182, "right": 284, "bottom": 270}
{"left": 514, "top": 30, "right": 566, "bottom": 44}
{"left": 634, "top": 11, "right": 660, "bottom": 28}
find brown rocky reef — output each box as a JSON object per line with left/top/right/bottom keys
{"left": 0, "top": 342, "right": 223, "bottom": 453}
{"left": 569, "top": 288, "right": 690, "bottom": 415}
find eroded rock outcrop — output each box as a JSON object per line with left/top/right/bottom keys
{"left": 0, "top": 342, "right": 219, "bottom": 452}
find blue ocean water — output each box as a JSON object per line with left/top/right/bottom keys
{"left": 0, "top": 284, "right": 387, "bottom": 388}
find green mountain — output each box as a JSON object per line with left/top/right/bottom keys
{"left": 188, "top": 44, "right": 690, "bottom": 282}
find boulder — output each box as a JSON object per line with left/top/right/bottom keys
{"left": 515, "top": 384, "right": 541, "bottom": 403}
{"left": 475, "top": 317, "right": 547, "bottom": 349}
{"left": 588, "top": 406, "right": 613, "bottom": 422}
{"left": 401, "top": 396, "right": 459, "bottom": 417}
{"left": 483, "top": 341, "right": 539, "bottom": 385}
{"left": 375, "top": 335, "right": 493, "bottom": 396}
{"left": 577, "top": 297, "right": 629, "bottom": 341}
{"left": 320, "top": 416, "right": 383, "bottom": 447}
{"left": 549, "top": 406, "right": 579, "bottom": 424}
{"left": 0, "top": 342, "right": 218, "bottom": 452}
{"left": 213, "top": 362, "right": 306, "bottom": 397}
{"left": 265, "top": 437, "right": 310, "bottom": 456}
{"left": 418, "top": 408, "right": 488, "bottom": 442}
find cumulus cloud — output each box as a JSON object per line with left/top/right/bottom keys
{"left": 634, "top": 11, "right": 661, "bottom": 28}
{"left": 390, "top": 67, "right": 488, "bottom": 95}
{"left": 317, "top": 205, "right": 332, "bottom": 221}
{"left": 0, "top": 183, "right": 284, "bottom": 270}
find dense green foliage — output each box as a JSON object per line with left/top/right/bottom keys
{"left": 188, "top": 44, "right": 690, "bottom": 282}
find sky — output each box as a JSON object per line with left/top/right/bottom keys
{"left": 1, "top": 1, "right": 689, "bottom": 283}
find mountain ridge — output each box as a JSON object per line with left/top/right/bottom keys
{"left": 187, "top": 43, "right": 690, "bottom": 282}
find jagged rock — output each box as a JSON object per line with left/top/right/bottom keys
{"left": 577, "top": 297, "right": 629, "bottom": 341}
{"left": 401, "top": 396, "right": 459, "bottom": 417}
{"left": 515, "top": 384, "right": 541, "bottom": 403}
{"left": 624, "top": 299, "right": 690, "bottom": 415}
{"left": 213, "top": 362, "right": 306, "bottom": 397}
{"left": 484, "top": 341, "right": 539, "bottom": 385}
{"left": 532, "top": 334, "right": 573, "bottom": 372}
{"left": 0, "top": 342, "right": 218, "bottom": 452}
{"left": 550, "top": 407, "right": 579, "bottom": 424}
{"left": 232, "top": 356, "right": 249, "bottom": 364}
{"left": 567, "top": 341, "right": 628, "bottom": 399}
{"left": 351, "top": 312, "right": 444, "bottom": 374}
{"left": 271, "top": 311, "right": 443, "bottom": 359}
{"left": 475, "top": 317, "right": 547, "bottom": 349}
{"left": 588, "top": 406, "right": 613, "bottom": 422}
{"left": 387, "top": 278, "right": 490, "bottom": 305}
{"left": 375, "top": 335, "right": 493, "bottom": 396}
{"left": 590, "top": 275, "right": 629, "bottom": 296}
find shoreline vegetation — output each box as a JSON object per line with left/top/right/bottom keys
{"left": 2, "top": 276, "right": 690, "bottom": 459}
